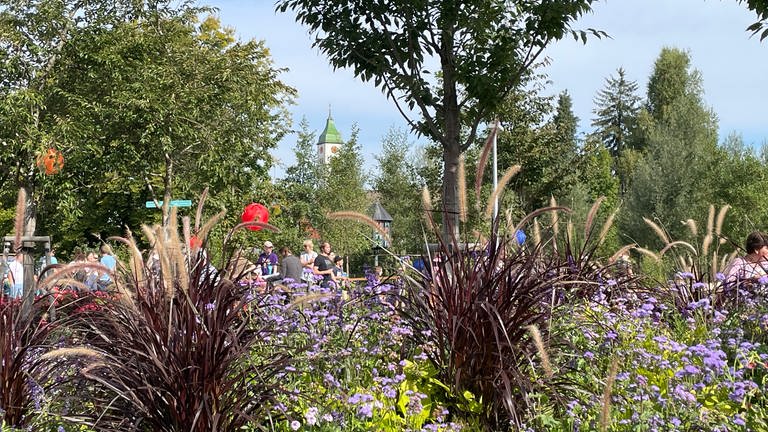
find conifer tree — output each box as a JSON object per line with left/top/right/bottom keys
{"left": 591, "top": 68, "right": 641, "bottom": 159}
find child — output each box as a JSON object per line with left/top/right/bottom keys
{"left": 333, "top": 255, "right": 347, "bottom": 287}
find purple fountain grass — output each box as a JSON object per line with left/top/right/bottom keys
{"left": 0, "top": 296, "right": 60, "bottom": 428}
{"left": 56, "top": 223, "right": 299, "bottom": 432}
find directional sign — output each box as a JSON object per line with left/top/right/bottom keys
{"left": 145, "top": 199, "right": 192, "bottom": 209}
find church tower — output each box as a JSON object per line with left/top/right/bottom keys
{"left": 317, "top": 110, "right": 344, "bottom": 164}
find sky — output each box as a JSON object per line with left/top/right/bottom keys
{"left": 208, "top": 0, "right": 767, "bottom": 178}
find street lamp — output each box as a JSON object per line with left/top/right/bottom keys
{"left": 492, "top": 120, "right": 504, "bottom": 221}
{"left": 370, "top": 202, "right": 392, "bottom": 267}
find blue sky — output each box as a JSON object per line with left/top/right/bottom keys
{"left": 208, "top": 1, "right": 767, "bottom": 177}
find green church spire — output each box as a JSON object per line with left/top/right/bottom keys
{"left": 317, "top": 108, "right": 344, "bottom": 145}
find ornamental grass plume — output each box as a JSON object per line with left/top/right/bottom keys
{"left": 397, "top": 224, "right": 565, "bottom": 430}
{"left": 637, "top": 204, "right": 736, "bottom": 312}
{"left": 599, "top": 357, "right": 619, "bottom": 432}
{"left": 55, "top": 209, "right": 297, "bottom": 431}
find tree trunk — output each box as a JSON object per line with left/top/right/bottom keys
{"left": 440, "top": 23, "right": 461, "bottom": 244}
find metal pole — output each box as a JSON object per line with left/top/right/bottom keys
{"left": 492, "top": 121, "right": 502, "bottom": 221}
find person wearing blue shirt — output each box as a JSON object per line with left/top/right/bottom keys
{"left": 98, "top": 244, "right": 117, "bottom": 291}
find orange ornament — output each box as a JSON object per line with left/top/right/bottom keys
{"left": 36, "top": 148, "right": 64, "bottom": 175}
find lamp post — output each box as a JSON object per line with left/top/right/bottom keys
{"left": 370, "top": 202, "right": 392, "bottom": 267}
{"left": 492, "top": 120, "right": 504, "bottom": 222}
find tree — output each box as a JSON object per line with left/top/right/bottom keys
{"left": 373, "top": 127, "right": 424, "bottom": 255}
{"left": 622, "top": 48, "right": 719, "bottom": 248}
{"left": 577, "top": 137, "right": 619, "bottom": 207}
{"left": 0, "top": 0, "right": 144, "bottom": 239}
{"left": 8, "top": 9, "right": 294, "bottom": 251}
{"left": 494, "top": 81, "right": 579, "bottom": 212}
{"left": 711, "top": 133, "right": 768, "bottom": 245}
{"left": 275, "top": 117, "right": 325, "bottom": 248}
{"left": 591, "top": 68, "right": 641, "bottom": 158}
{"left": 590, "top": 68, "right": 641, "bottom": 194}
{"left": 315, "top": 126, "right": 372, "bottom": 259}
{"left": 276, "top": 0, "right": 601, "bottom": 240}
{"left": 646, "top": 48, "right": 700, "bottom": 124}
{"left": 737, "top": 0, "right": 768, "bottom": 40}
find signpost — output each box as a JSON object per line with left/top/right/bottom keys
{"left": 145, "top": 199, "right": 192, "bottom": 209}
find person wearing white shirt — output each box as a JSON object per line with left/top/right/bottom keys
{"left": 8, "top": 252, "right": 24, "bottom": 299}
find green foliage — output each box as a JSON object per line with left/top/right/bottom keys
{"left": 494, "top": 75, "right": 579, "bottom": 212}
{"left": 590, "top": 67, "right": 641, "bottom": 195}
{"left": 711, "top": 134, "right": 768, "bottom": 244}
{"left": 0, "top": 1, "right": 294, "bottom": 253}
{"left": 373, "top": 128, "right": 425, "bottom": 255}
{"left": 315, "top": 126, "right": 372, "bottom": 260}
{"left": 276, "top": 118, "right": 326, "bottom": 250}
{"left": 591, "top": 68, "right": 641, "bottom": 159}
{"left": 622, "top": 48, "right": 719, "bottom": 249}
{"left": 276, "top": 0, "right": 602, "bottom": 239}
{"left": 737, "top": 0, "right": 768, "bottom": 39}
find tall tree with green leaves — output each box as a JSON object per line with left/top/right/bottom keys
{"left": 373, "top": 127, "right": 424, "bottom": 255}
{"left": 315, "top": 126, "right": 372, "bottom": 258}
{"left": 622, "top": 48, "right": 719, "bottom": 248}
{"left": 28, "top": 12, "right": 293, "bottom": 249}
{"left": 0, "top": 0, "right": 143, "bottom": 238}
{"left": 275, "top": 117, "right": 325, "bottom": 248}
{"left": 495, "top": 83, "right": 579, "bottom": 212}
{"left": 276, "top": 0, "right": 602, "bottom": 241}
{"left": 711, "top": 133, "right": 768, "bottom": 245}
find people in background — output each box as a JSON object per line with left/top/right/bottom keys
{"left": 313, "top": 241, "right": 335, "bottom": 288}
{"left": 724, "top": 231, "right": 768, "bottom": 285}
{"left": 85, "top": 251, "right": 100, "bottom": 291}
{"left": 7, "top": 252, "right": 24, "bottom": 298}
{"left": 258, "top": 241, "right": 279, "bottom": 276}
{"left": 300, "top": 240, "right": 318, "bottom": 284}
{"left": 98, "top": 244, "right": 117, "bottom": 291}
{"left": 279, "top": 246, "right": 302, "bottom": 284}
{"left": 333, "top": 255, "right": 347, "bottom": 286}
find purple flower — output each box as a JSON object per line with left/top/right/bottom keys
{"left": 672, "top": 384, "right": 697, "bottom": 404}
{"left": 204, "top": 302, "right": 216, "bottom": 311}
{"left": 357, "top": 403, "right": 374, "bottom": 418}
{"left": 733, "top": 414, "right": 746, "bottom": 426}
{"left": 304, "top": 407, "right": 318, "bottom": 426}
{"left": 290, "top": 420, "right": 301, "bottom": 430}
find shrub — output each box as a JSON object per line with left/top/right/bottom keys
{"left": 53, "top": 218, "right": 297, "bottom": 431}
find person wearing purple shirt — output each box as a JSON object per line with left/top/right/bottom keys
{"left": 258, "top": 241, "right": 279, "bottom": 276}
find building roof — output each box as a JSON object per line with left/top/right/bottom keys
{"left": 370, "top": 202, "right": 393, "bottom": 222}
{"left": 317, "top": 112, "right": 344, "bottom": 145}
